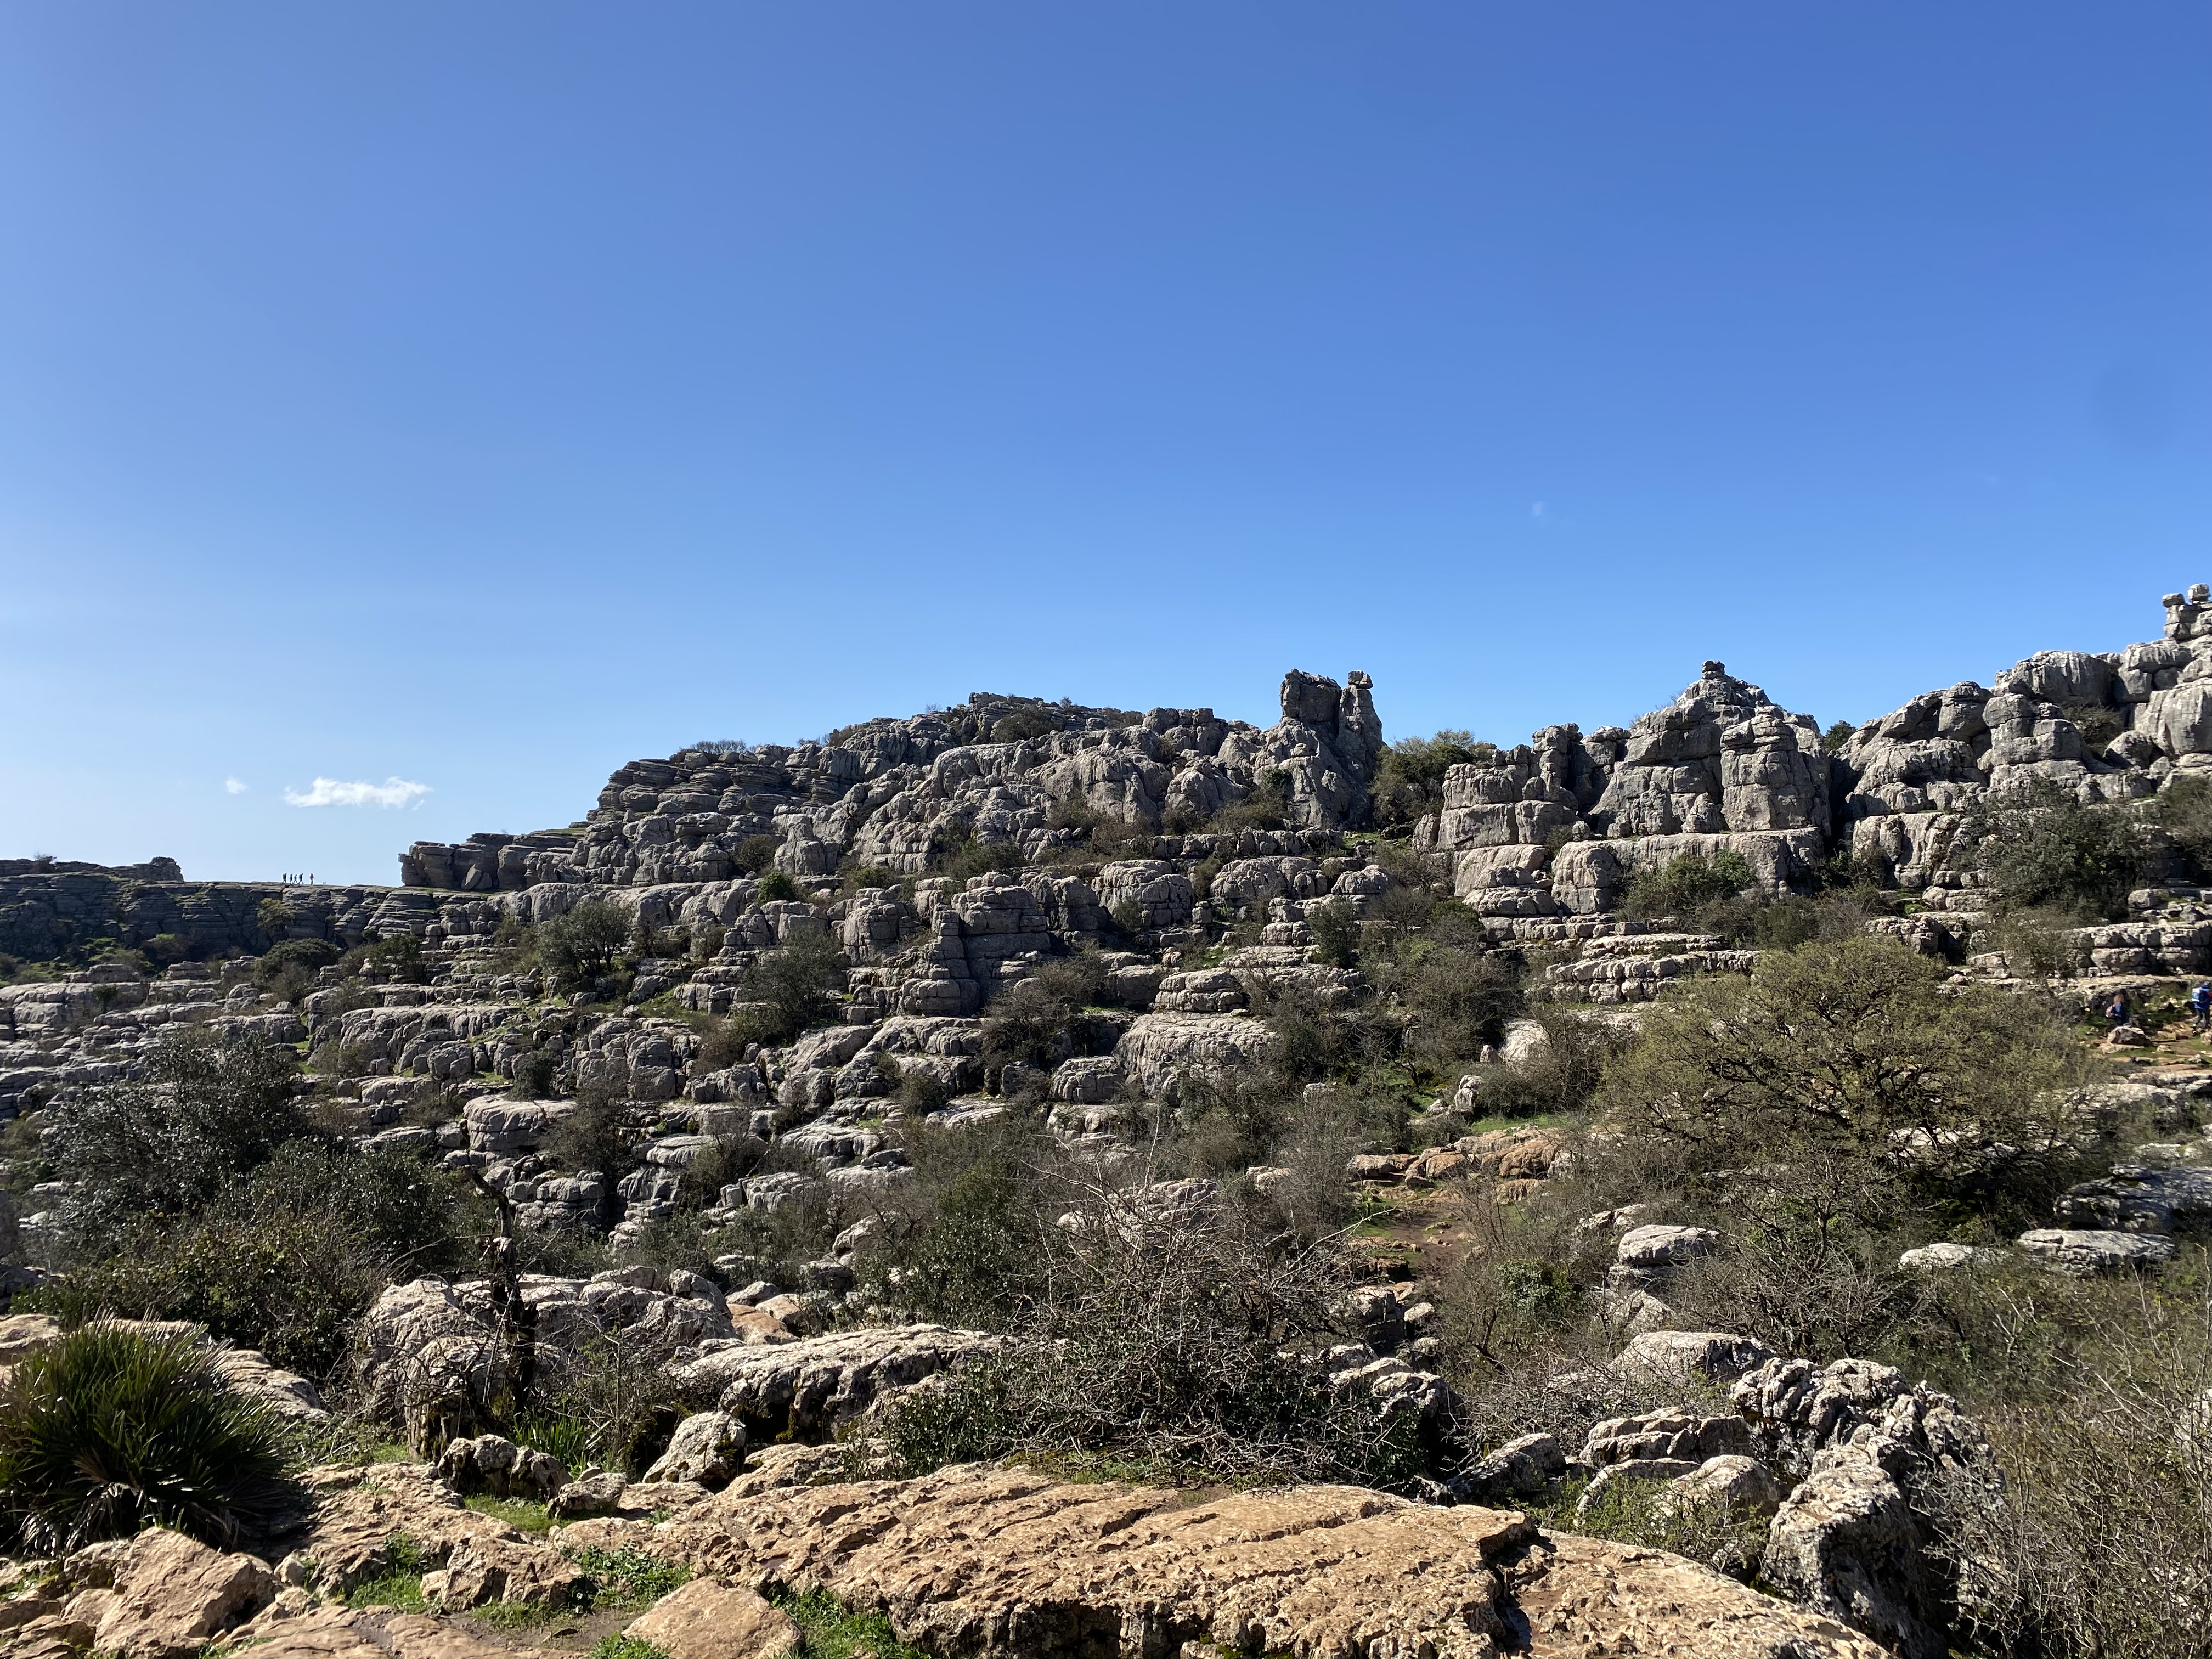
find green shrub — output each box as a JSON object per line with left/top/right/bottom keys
{"left": 737, "top": 929, "right": 847, "bottom": 1041}
{"left": 756, "top": 870, "right": 804, "bottom": 903}
{"left": 2153, "top": 773, "right": 2212, "bottom": 884}
{"left": 991, "top": 708, "right": 1060, "bottom": 744}
{"left": 360, "top": 932, "right": 427, "bottom": 983}
{"left": 565, "top": 1544, "right": 690, "bottom": 1610}
{"left": 775, "top": 1587, "right": 939, "bottom": 1659}
{"left": 733, "top": 834, "right": 781, "bottom": 876}
{"left": 1621, "top": 850, "right": 1754, "bottom": 922}
{"left": 0, "top": 1324, "right": 294, "bottom": 1551}
{"left": 675, "top": 1130, "right": 769, "bottom": 1209}
{"left": 1983, "top": 906, "right": 2086, "bottom": 977}
{"left": 29, "top": 1143, "right": 477, "bottom": 1380}
{"left": 872, "top": 1191, "right": 1428, "bottom": 1491}
{"left": 1457, "top": 1007, "right": 1626, "bottom": 1121}
{"left": 1371, "top": 731, "right": 1494, "bottom": 832}
{"left": 309, "top": 1040, "right": 374, "bottom": 1079}
{"left": 861, "top": 1116, "right": 1056, "bottom": 1327}
{"left": 549, "top": 1092, "right": 633, "bottom": 1194}
{"left": 1558, "top": 1469, "right": 1770, "bottom": 1582}
{"left": 510, "top": 1048, "right": 560, "bottom": 1097}
{"left": 896, "top": 1066, "right": 955, "bottom": 1115}
{"left": 254, "top": 937, "right": 340, "bottom": 989}
{"left": 143, "top": 933, "right": 191, "bottom": 967}
{"left": 1308, "top": 900, "right": 1359, "bottom": 968}
{"left": 1390, "top": 930, "right": 1521, "bottom": 1065}
{"left": 926, "top": 822, "right": 1025, "bottom": 881}
{"left": 511, "top": 1412, "right": 595, "bottom": 1474}
{"left": 1209, "top": 768, "right": 1293, "bottom": 833}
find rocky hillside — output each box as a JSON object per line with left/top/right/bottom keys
{"left": 5, "top": 592, "right": 2212, "bottom": 1659}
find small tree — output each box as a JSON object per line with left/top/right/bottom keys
{"left": 1960, "top": 780, "right": 2153, "bottom": 921}
{"left": 48, "top": 1032, "right": 306, "bottom": 1246}
{"left": 1307, "top": 900, "right": 1359, "bottom": 968}
{"left": 741, "top": 929, "right": 847, "bottom": 1040}
{"left": 1604, "top": 935, "right": 2085, "bottom": 1234}
{"left": 538, "top": 900, "right": 631, "bottom": 985}
{"left": 2152, "top": 773, "right": 2212, "bottom": 885}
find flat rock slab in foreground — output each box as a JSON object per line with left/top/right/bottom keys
{"left": 654, "top": 1466, "right": 1889, "bottom": 1659}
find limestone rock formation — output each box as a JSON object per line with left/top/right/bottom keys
{"left": 648, "top": 1464, "right": 1889, "bottom": 1659}
{"left": 397, "top": 672, "right": 1384, "bottom": 895}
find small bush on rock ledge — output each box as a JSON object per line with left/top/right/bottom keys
{"left": 0, "top": 1323, "right": 294, "bottom": 1552}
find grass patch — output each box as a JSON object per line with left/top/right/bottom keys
{"left": 776, "top": 1587, "right": 940, "bottom": 1659}
{"left": 514, "top": 1410, "right": 595, "bottom": 1474}
{"left": 465, "top": 1493, "right": 554, "bottom": 1533}
{"left": 565, "top": 1544, "right": 690, "bottom": 1611}
{"left": 590, "top": 1639, "right": 670, "bottom": 1659}
{"left": 346, "top": 1572, "right": 426, "bottom": 1612}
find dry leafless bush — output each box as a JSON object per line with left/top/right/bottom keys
{"left": 1423, "top": 1181, "right": 1654, "bottom": 1453}
{"left": 874, "top": 1164, "right": 1427, "bottom": 1488}
{"left": 1927, "top": 1282, "right": 2212, "bottom": 1659}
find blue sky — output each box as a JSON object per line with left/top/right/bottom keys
{"left": 2, "top": 3, "right": 2206, "bottom": 884}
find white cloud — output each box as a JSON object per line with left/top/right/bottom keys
{"left": 224, "top": 777, "right": 249, "bottom": 795}
{"left": 284, "top": 776, "right": 432, "bottom": 809}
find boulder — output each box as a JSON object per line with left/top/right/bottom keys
{"left": 1663, "top": 1453, "right": 1787, "bottom": 1521}
{"left": 286, "top": 1463, "right": 537, "bottom": 1595}
{"left": 1581, "top": 1409, "right": 1754, "bottom": 1469}
{"left": 645, "top": 1409, "right": 748, "bottom": 1488}
{"left": 1616, "top": 1223, "right": 1722, "bottom": 1269}
{"left": 549, "top": 1469, "right": 629, "bottom": 1520}
{"left": 663, "top": 1324, "right": 1005, "bottom": 1442}
{"left": 435, "top": 1434, "right": 568, "bottom": 1499}
{"left": 1114, "top": 1013, "right": 1277, "bottom": 1098}
{"left": 1459, "top": 1432, "right": 1566, "bottom": 1502}
{"left": 82, "top": 1527, "right": 276, "bottom": 1659}
{"left": 1762, "top": 1449, "right": 1945, "bottom": 1659}
{"left": 624, "top": 1577, "right": 804, "bottom": 1659}
{"left": 2017, "top": 1227, "right": 2178, "bottom": 1274}
{"left": 419, "top": 1536, "right": 584, "bottom": 1610}
{"left": 159, "top": 1605, "right": 543, "bottom": 1658}
{"left": 354, "top": 1278, "right": 498, "bottom": 1439}
{"left": 1729, "top": 1356, "right": 1990, "bottom": 1480}
{"left": 1611, "top": 1330, "right": 1777, "bottom": 1390}
{"left": 2054, "top": 1164, "right": 2212, "bottom": 1233}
